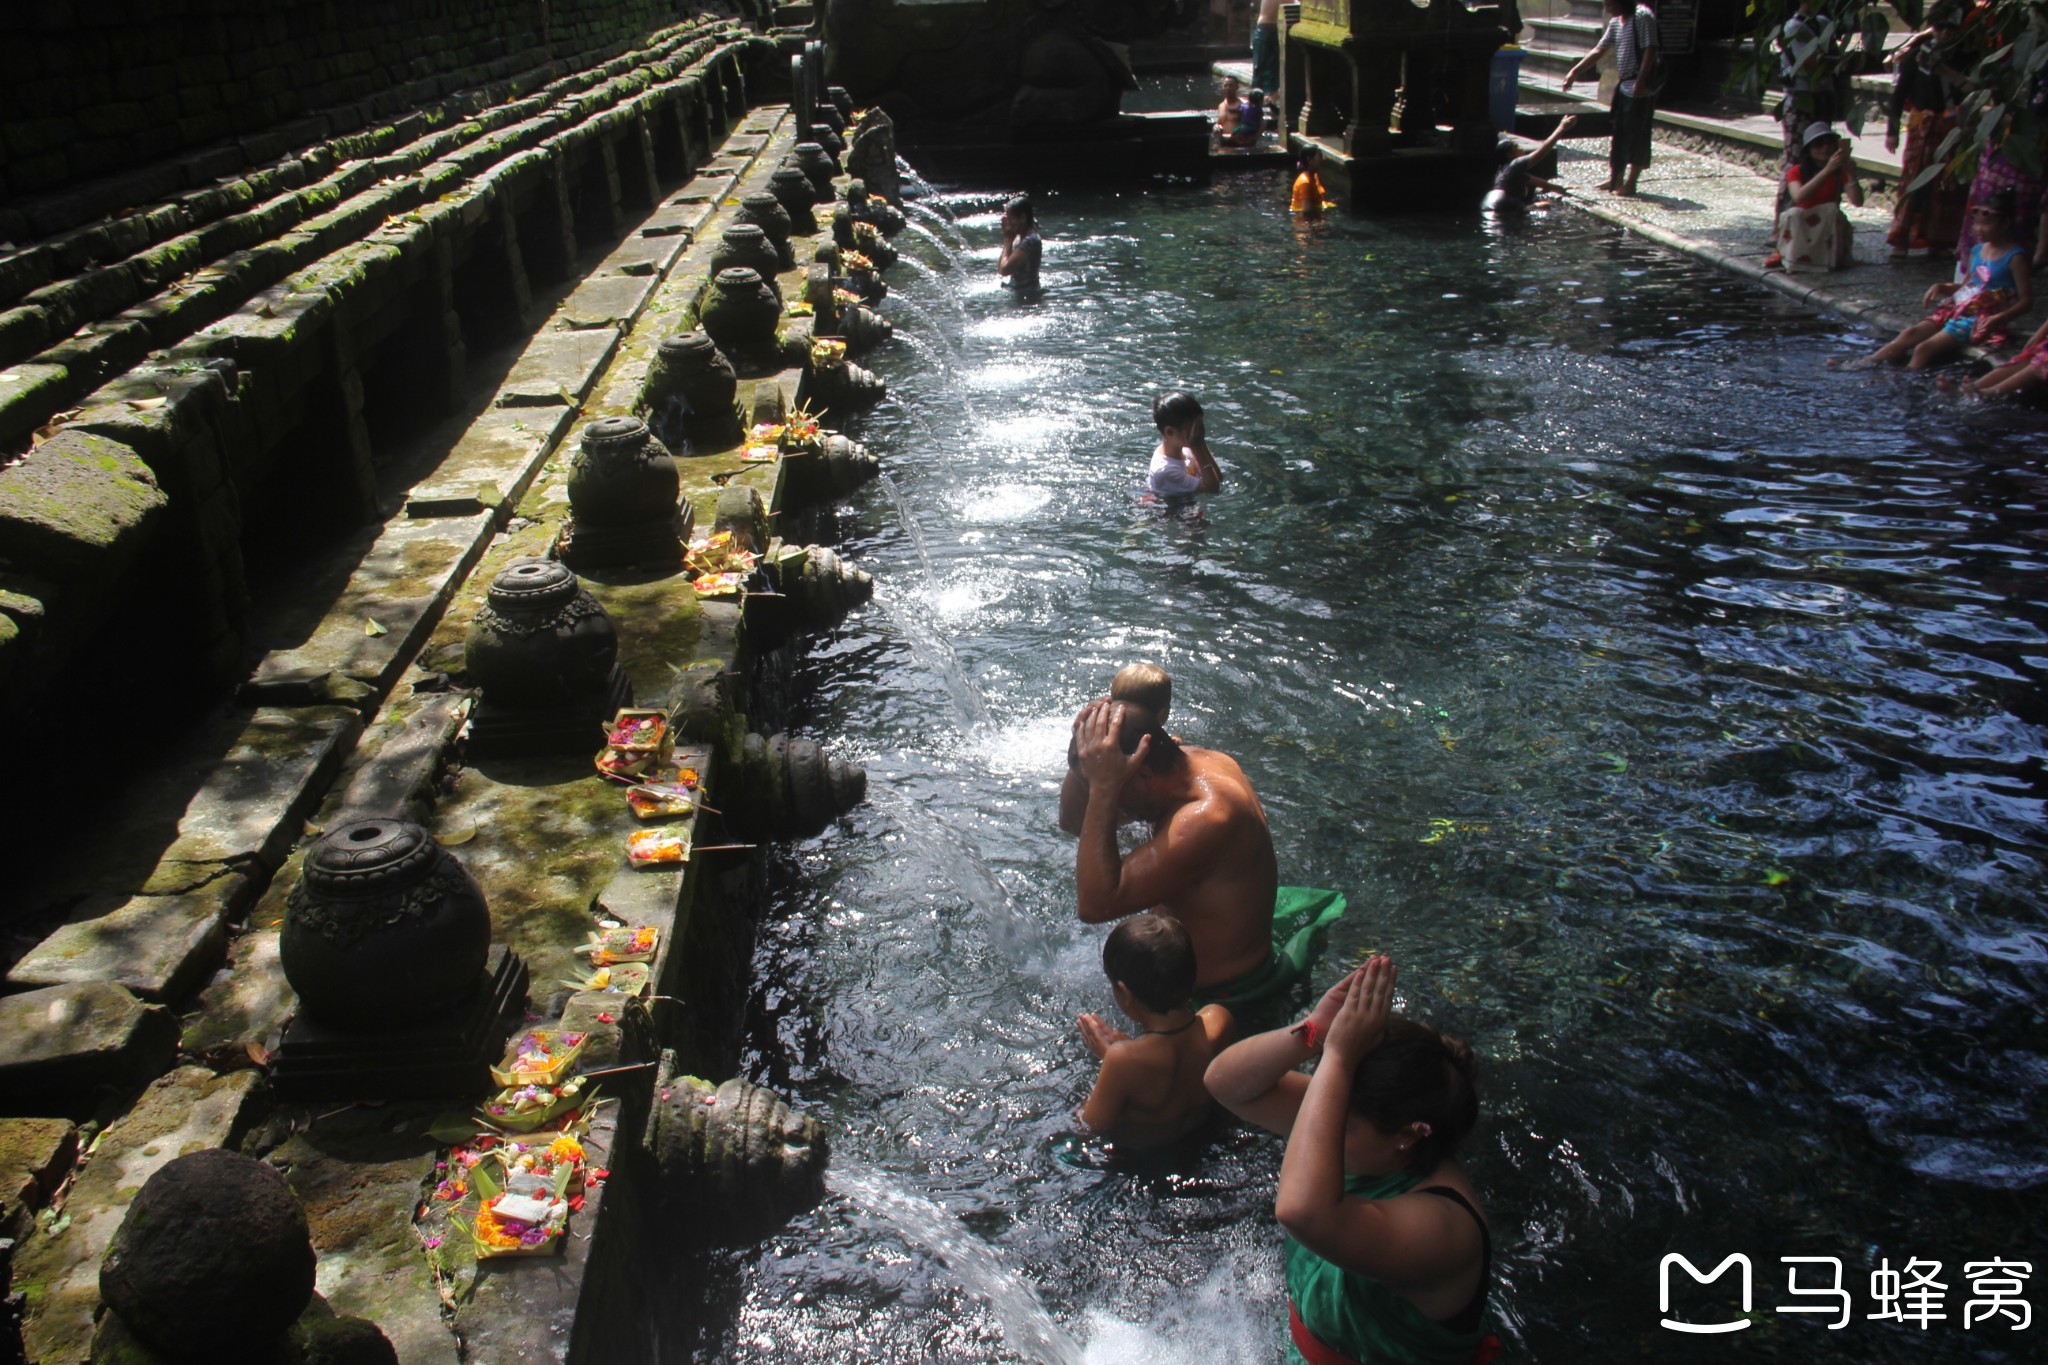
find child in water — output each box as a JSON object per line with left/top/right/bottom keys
{"left": 1291, "top": 146, "right": 1338, "bottom": 216}
{"left": 1148, "top": 391, "right": 1222, "bottom": 496}
{"left": 1483, "top": 114, "right": 1579, "bottom": 215}
{"left": 1077, "top": 914, "right": 1236, "bottom": 1148}
{"left": 999, "top": 194, "right": 1042, "bottom": 292}
{"left": 1840, "top": 187, "right": 2033, "bottom": 370}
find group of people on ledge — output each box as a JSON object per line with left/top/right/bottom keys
{"left": 1057, "top": 662, "right": 1498, "bottom": 1363}
{"left": 1228, "top": 0, "right": 2048, "bottom": 402}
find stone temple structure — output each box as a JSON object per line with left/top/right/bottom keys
{"left": 0, "top": 5, "right": 873, "bottom": 1361}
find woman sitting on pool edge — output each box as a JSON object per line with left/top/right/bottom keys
{"left": 1206, "top": 956, "right": 1498, "bottom": 1365}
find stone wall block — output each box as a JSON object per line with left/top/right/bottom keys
{"left": 0, "top": 302, "right": 53, "bottom": 365}
{"left": 0, "top": 430, "right": 165, "bottom": 582}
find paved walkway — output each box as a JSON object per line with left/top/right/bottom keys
{"left": 1549, "top": 136, "right": 1963, "bottom": 348}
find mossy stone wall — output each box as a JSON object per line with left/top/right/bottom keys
{"left": 0, "top": 0, "right": 673, "bottom": 219}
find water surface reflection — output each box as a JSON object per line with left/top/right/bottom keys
{"left": 678, "top": 173, "right": 2047, "bottom": 1362}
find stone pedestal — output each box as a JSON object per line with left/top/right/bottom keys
{"left": 557, "top": 416, "right": 688, "bottom": 571}
{"left": 465, "top": 559, "right": 634, "bottom": 757}
{"left": 270, "top": 945, "right": 528, "bottom": 1101}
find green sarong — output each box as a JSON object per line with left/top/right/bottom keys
{"left": 1192, "top": 887, "right": 1348, "bottom": 1011}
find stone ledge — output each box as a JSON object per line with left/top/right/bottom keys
{"left": 5, "top": 888, "right": 237, "bottom": 1005}
{"left": 0, "top": 982, "right": 179, "bottom": 1122}
{"left": 0, "top": 430, "right": 165, "bottom": 579}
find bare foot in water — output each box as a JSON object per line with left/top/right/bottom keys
{"left": 1935, "top": 374, "right": 1980, "bottom": 398}
{"left": 1829, "top": 355, "right": 1880, "bottom": 371}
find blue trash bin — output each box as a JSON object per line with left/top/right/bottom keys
{"left": 1490, "top": 47, "right": 1525, "bottom": 133}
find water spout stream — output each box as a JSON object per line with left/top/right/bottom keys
{"left": 826, "top": 1164, "right": 1086, "bottom": 1365}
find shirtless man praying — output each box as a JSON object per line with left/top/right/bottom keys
{"left": 1065, "top": 699, "right": 1279, "bottom": 995}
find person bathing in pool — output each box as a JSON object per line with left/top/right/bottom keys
{"left": 1207, "top": 956, "right": 1498, "bottom": 1363}
{"left": 1062, "top": 668, "right": 1349, "bottom": 1010}
{"left": 1065, "top": 696, "right": 1279, "bottom": 997}
{"left": 1076, "top": 914, "right": 1236, "bottom": 1149}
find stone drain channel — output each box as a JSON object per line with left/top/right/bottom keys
{"left": 5, "top": 65, "right": 906, "bottom": 1365}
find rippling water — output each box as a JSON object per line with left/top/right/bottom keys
{"left": 667, "top": 171, "right": 2048, "bottom": 1361}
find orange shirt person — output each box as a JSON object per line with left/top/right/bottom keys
{"left": 1291, "top": 146, "right": 1337, "bottom": 215}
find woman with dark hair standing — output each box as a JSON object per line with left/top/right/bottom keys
{"left": 1206, "top": 957, "right": 1497, "bottom": 1364}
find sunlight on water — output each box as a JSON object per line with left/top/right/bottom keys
{"left": 957, "top": 484, "right": 1055, "bottom": 523}
{"left": 693, "top": 163, "right": 2048, "bottom": 1364}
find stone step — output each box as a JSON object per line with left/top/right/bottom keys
{"left": 0, "top": 1117, "right": 78, "bottom": 1244}
{"left": 0, "top": 16, "right": 736, "bottom": 311}
{"left": 0, "top": 32, "right": 771, "bottom": 801}
{"left": 0, "top": 21, "right": 755, "bottom": 451}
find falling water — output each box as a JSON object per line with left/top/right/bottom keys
{"left": 826, "top": 1164, "right": 1086, "bottom": 1365}
{"left": 870, "top": 467, "right": 986, "bottom": 727}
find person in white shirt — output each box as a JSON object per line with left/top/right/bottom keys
{"left": 1146, "top": 392, "right": 1222, "bottom": 498}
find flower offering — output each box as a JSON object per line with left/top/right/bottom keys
{"left": 489, "top": 1028, "right": 588, "bottom": 1088}
{"left": 626, "top": 828, "right": 692, "bottom": 865}
{"left": 582, "top": 924, "right": 660, "bottom": 964}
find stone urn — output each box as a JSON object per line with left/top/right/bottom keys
{"left": 768, "top": 165, "right": 819, "bottom": 234}
{"left": 698, "top": 267, "right": 781, "bottom": 351}
{"left": 641, "top": 330, "right": 740, "bottom": 450}
{"left": 708, "top": 224, "right": 783, "bottom": 295}
{"left": 737, "top": 191, "right": 795, "bottom": 269}
{"left": 573, "top": 410, "right": 679, "bottom": 519}
{"left": 281, "top": 819, "right": 491, "bottom": 1029}
{"left": 100, "top": 1150, "right": 317, "bottom": 1360}
{"left": 791, "top": 142, "right": 838, "bottom": 197}
{"left": 825, "top": 85, "right": 854, "bottom": 120}
{"left": 465, "top": 559, "right": 620, "bottom": 707}
{"left": 814, "top": 102, "right": 846, "bottom": 135}
{"left": 645, "top": 1054, "right": 826, "bottom": 1242}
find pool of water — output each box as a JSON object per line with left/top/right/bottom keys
{"left": 672, "top": 173, "right": 2048, "bottom": 1361}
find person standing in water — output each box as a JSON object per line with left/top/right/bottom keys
{"left": 1483, "top": 113, "right": 1579, "bottom": 215}
{"left": 1292, "top": 146, "right": 1338, "bottom": 216}
{"left": 1067, "top": 699, "right": 1278, "bottom": 996}
{"left": 1061, "top": 666, "right": 1352, "bottom": 1011}
{"left": 1216, "top": 74, "right": 1243, "bottom": 144}
{"left": 1206, "top": 957, "right": 1498, "bottom": 1364}
{"left": 999, "top": 194, "right": 1042, "bottom": 292}
{"left": 1076, "top": 914, "right": 1236, "bottom": 1148}
{"left": 1146, "top": 391, "right": 1222, "bottom": 497}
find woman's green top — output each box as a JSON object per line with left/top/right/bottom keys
{"left": 1283, "top": 1171, "right": 1490, "bottom": 1365}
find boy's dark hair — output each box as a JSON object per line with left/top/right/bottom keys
{"left": 1153, "top": 391, "right": 1203, "bottom": 433}
{"left": 1103, "top": 914, "right": 1197, "bottom": 1014}
{"left": 1006, "top": 194, "right": 1035, "bottom": 227}
{"left": 1348, "top": 1017, "right": 1481, "bottom": 1176}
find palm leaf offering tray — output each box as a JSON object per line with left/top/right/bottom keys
{"left": 453, "top": 1133, "right": 594, "bottom": 1259}
{"left": 626, "top": 829, "right": 691, "bottom": 866}
{"left": 580, "top": 924, "right": 660, "bottom": 964}
{"left": 489, "top": 1028, "right": 589, "bottom": 1088}
{"left": 595, "top": 708, "right": 671, "bottom": 780}
{"left": 561, "top": 962, "right": 651, "bottom": 995}
{"left": 480, "top": 1075, "right": 590, "bottom": 1134}
{"left": 624, "top": 781, "right": 697, "bottom": 820}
